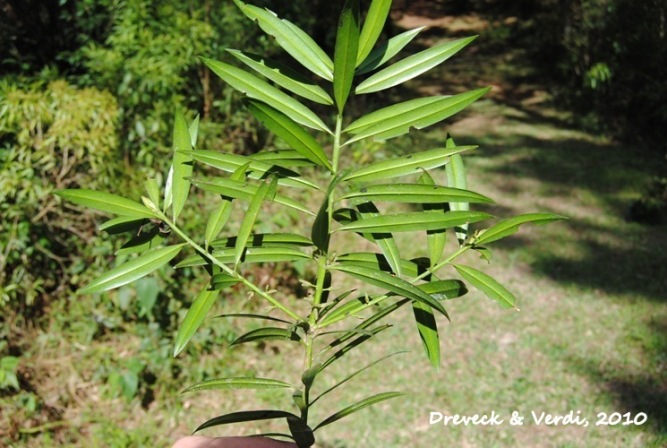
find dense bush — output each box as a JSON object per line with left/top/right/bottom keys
{"left": 0, "top": 79, "right": 120, "bottom": 314}
{"left": 534, "top": 0, "right": 667, "bottom": 144}
{"left": 77, "top": 0, "right": 268, "bottom": 167}
{"left": 0, "top": 0, "right": 286, "bottom": 322}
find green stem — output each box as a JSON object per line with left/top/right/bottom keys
{"left": 161, "top": 214, "right": 302, "bottom": 322}
{"left": 415, "top": 245, "right": 470, "bottom": 283}
{"left": 326, "top": 115, "right": 344, "bottom": 247}
{"left": 332, "top": 114, "right": 343, "bottom": 174}
{"left": 311, "top": 255, "right": 328, "bottom": 326}
{"left": 297, "top": 115, "right": 345, "bottom": 427}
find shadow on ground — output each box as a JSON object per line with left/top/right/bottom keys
{"left": 569, "top": 317, "right": 667, "bottom": 439}
{"left": 364, "top": 4, "right": 667, "bottom": 442}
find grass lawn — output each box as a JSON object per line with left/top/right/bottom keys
{"left": 3, "top": 8, "right": 666, "bottom": 448}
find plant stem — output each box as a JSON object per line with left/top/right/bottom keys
{"left": 325, "top": 115, "right": 344, "bottom": 250}
{"left": 162, "top": 214, "right": 302, "bottom": 322}
{"left": 331, "top": 114, "right": 343, "bottom": 174}
{"left": 415, "top": 245, "right": 470, "bottom": 283}
{"left": 299, "top": 116, "right": 346, "bottom": 423}
{"left": 311, "top": 255, "right": 328, "bottom": 326}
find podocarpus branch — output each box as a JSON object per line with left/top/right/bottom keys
{"left": 55, "top": 1, "right": 566, "bottom": 446}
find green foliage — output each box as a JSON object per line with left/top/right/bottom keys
{"left": 0, "top": 356, "right": 20, "bottom": 390}
{"left": 56, "top": 1, "right": 565, "bottom": 446}
{"left": 628, "top": 176, "right": 667, "bottom": 225}
{"left": 78, "top": 0, "right": 273, "bottom": 167}
{"left": 0, "top": 79, "right": 119, "bottom": 310}
{"left": 534, "top": 0, "right": 667, "bottom": 143}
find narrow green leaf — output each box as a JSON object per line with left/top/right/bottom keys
{"left": 330, "top": 263, "right": 448, "bottom": 317}
{"left": 202, "top": 58, "right": 331, "bottom": 134}
{"left": 228, "top": 50, "right": 333, "bottom": 105}
{"left": 230, "top": 327, "right": 301, "bottom": 346}
{"left": 192, "top": 178, "right": 314, "bottom": 216}
{"left": 474, "top": 213, "right": 568, "bottom": 246}
{"left": 234, "top": 177, "right": 276, "bottom": 267}
{"left": 356, "top": 27, "right": 424, "bottom": 75}
{"left": 357, "top": 202, "right": 402, "bottom": 277}
{"left": 79, "top": 244, "right": 185, "bottom": 294}
{"left": 250, "top": 149, "right": 315, "bottom": 168}
{"left": 188, "top": 114, "right": 200, "bottom": 147}
{"left": 212, "top": 233, "right": 313, "bottom": 250}
{"left": 336, "top": 252, "right": 426, "bottom": 278}
{"left": 332, "top": 207, "right": 359, "bottom": 225}
{"left": 182, "top": 377, "right": 292, "bottom": 393}
{"left": 205, "top": 202, "right": 233, "bottom": 250}
{"left": 356, "top": 36, "right": 477, "bottom": 94}
{"left": 322, "top": 297, "right": 409, "bottom": 334}
{"left": 356, "top": 0, "right": 392, "bottom": 65}
{"left": 188, "top": 150, "right": 319, "bottom": 190}
{"left": 174, "top": 253, "right": 207, "bottom": 269}
{"left": 283, "top": 19, "right": 335, "bottom": 76}
{"left": 144, "top": 179, "right": 160, "bottom": 209}
{"left": 192, "top": 178, "right": 254, "bottom": 201}
{"left": 234, "top": 1, "right": 334, "bottom": 80}
{"left": 343, "top": 145, "right": 476, "bottom": 182}
{"left": 445, "top": 135, "right": 469, "bottom": 244}
{"left": 412, "top": 302, "right": 440, "bottom": 368}
{"left": 418, "top": 280, "right": 468, "bottom": 301}
{"left": 176, "top": 246, "right": 311, "bottom": 268}
{"left": 318, "top": 288, "right": 356, "bottom": 319}
{"left": 318, "top": 296, "right": 373, "bottom": 327}
{"left": 312, "top": 351, "right": 406, "bottom": 405}
{"left": 333, "top": 0, "right": 360, "bottom": 112}
{"left": 340, "top": 184, "right": 492, "bottom": 204}
{"left": 214, "top": 313, "right": 291, "bottom": 325}
{"left": 116, "top": 227, "right": 167, "bottom": 256}
{"left": 218, "top": 246, "right": 310, "bottom": 264}
{"left": 418, "top": 171, "right": 447, "bottom": 266}
{"left": 247, "top": 101, "right": 332, "bottom": 170}
{"left": 55, "top": 189, "right": 156, "bottom": 219}
{"left": 337, "top": 210, "right": 493, "bottom": 233}
{"left": 345, "top": 88, "right": 490, "bottom": 144}
{"left": 320, "top": 325, "right": 391, "bottom": 368}
{"left": 99, "top": 216, "right": 144, "bottom": 234}
{"left": 173, "top": 289, "right": 219, "bottom": 356}
{"left": 474, "top": 246, "right": 493, "bottom": 262}
{"left": 210, "top": 274, "right": 241, "bottom": 290}
{"left": 171, "top": 111, "right": 193, "bottom": 221}
{"left": 194, "top": 409, "right": 297, "bottom": 433}
{"left": 315, "top": 392, "right": 404, "bottom": 430}
{"left": 204, "top": 163, "right": 248, "bottom": 248}
{"left": 454, "top": 264, "right": 517, "bottom": 309}
{"left": 312, "top": 200, "right": 330, "bottom": 254}
{"left": 345, "top": 96, "right": 440, "bottom": 134}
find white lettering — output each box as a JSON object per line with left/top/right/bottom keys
{"left": 430, "top": 411, "right": 504, "bottom": 426}
{"left": 532, "top": 410, "right": 588, "bottom": 426}
{"left": 429, "top": 412, "right": 443, "bottom": 425}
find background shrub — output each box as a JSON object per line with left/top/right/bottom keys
{"left": 0, "top": 79, "right": 119, "bottom": 315}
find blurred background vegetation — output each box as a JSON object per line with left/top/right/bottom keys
{"left": 1, "top": 0, "right": 665, "bottom": 446}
